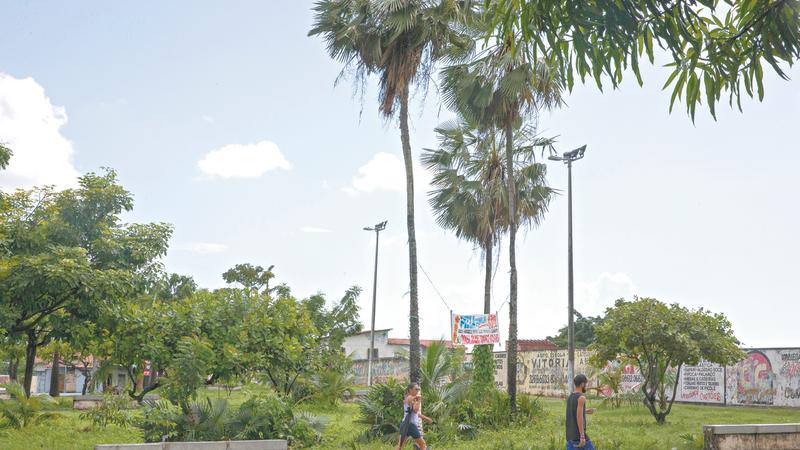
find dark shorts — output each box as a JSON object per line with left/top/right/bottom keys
{"left": 399, "top": 421, "right": 422, "bottom": 439}
{"left": 566, "top": 438, "right": 595, "bottom": 450}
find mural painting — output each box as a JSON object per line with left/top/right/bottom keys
{"left": 728, "top": 350, "right": 776, "bottom": 405}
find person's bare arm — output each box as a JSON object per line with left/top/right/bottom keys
{"left": 577, "top": 396, "right": 587, "bottom": 447}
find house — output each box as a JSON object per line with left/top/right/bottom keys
{"left": 343, "top": 329, "right": 456, "bottom": 361}
{"left": 511, "top": 339, "right": 559, "bottom": 351}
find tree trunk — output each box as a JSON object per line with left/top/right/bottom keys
{"left": 81, "top": 369, "right": 90, "bottom": 395}
{"left": 49, "top": 351, "right": 61, "bottom": 397}
{"left": 9, "top": 357, "right": 18, "bottom": 381}
{"left": 23, "top": 330, "right": 38, "bottom": 397}
{"left": 504, "top": 120, "right": 518, "bottom": 413}
{"left": 484, "top": 241, "right": 492, "bottom": 314}
{"left": 399, "top": 86, "right": 420, "bottom": 383}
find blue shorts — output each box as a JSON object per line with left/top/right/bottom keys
{"left": 399, "top": 421, "right": 422, "bottom": 439}
{"left": 567, "top": 438, "right": 595, "bottom": 450}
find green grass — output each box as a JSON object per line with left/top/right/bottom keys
{"left": 306, "top": 397, "right": 800, "bottom": 450}
{"left": 3, "top": 391, "right": 800, "bottom": 449}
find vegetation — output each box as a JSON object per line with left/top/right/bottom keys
{"left": 309, "top": 0, "right": 476, "bottom": 383}
{"left": 547, "top": 311, "right": 604, "bottom": 348}
{"left": 590, "top": 297, "right": 744, "bottom": 423}
{"left": 0, "top": 382, "right": 62, "bottom": 429}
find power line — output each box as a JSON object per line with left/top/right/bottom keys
{"left": 417, "top": 262, "right": 452, "bottom": 312}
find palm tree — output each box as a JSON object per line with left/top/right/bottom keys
{"left": 441, "top": 33, "right": 563, "bottom": 411}
{"left": 309, "top": 0, "right": 476, "bottom": 382}
{"left": 422, "top": 120, "right": 555, "bottom": 316}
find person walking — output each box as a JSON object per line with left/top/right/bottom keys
{"left": 396, "top": 383, "right": 432, "bottom": 449}
{"left": 566, "top": 374, "right": 595, "bottom": 449}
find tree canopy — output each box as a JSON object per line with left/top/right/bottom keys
{"left": 590, "top": 297, "right": 743, "bottom": 423}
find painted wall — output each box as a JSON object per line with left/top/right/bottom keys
{"left": 463, "top": 351, "right": 508, "bottom": 390}
{"left": 517, "top": 349, "right": 595, "bottom": 397}
{"left": 726, "top": 348, "right": 800, "bottom": 407}
{"left": 351, "top": 357, "right": 408, "bottom": 385}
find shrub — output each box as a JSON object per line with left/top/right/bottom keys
{"left": 0, "top": 382, "right": 61, "bottom": 429}
{"left": 357, "top": 378, "right": 405, "bottom": 441}
{"left": 79, "top": 394, "right": 132, "bottom": 429}
{"left": 311, "top": 369, "right": 355, "bottom": 406}
{"left": 137, "top": 391, "right": 321, "bottom": 447}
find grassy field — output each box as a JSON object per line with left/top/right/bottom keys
{"left": 3, "top": 390, "right": 800, "bottom": 450}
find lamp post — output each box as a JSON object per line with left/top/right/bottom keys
{"left": 363, "top": 220, "right": 387, "bottom": 386}
{"left": 548, "top": 145, "right": 587, "bottom": 389}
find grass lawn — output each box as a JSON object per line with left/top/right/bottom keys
{"left": 3, "top": 391, "right": 800, "bottom": 449}
{"left": 309, "top": 398, "right": 800, "bottom": 450}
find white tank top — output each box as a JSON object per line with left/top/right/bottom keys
{"left": 403, "top": 400, "right": 420, "bottom": 426}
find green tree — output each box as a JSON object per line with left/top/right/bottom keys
{"left": 442, "top": 19, "right": 563, "bottom": 411}
{"left": 0, "top": 143, "right": 11, "bottom": 170}
{"left": 0, "top": 170, "right": 171, "bottom": 396}
{"left": 590, "top": 297, "right": 744, "bottom": 424}
{"left": 547, "top": 311, "right": 604, "bottom": 348}
{"left": 309, "top": 0, "right": 476, "bottom": 383}
{"left": 486, "top": 1, "right": 800, "bottom": 120}
{"left": 222, "top": 263, "right": 275, "bottom": 293}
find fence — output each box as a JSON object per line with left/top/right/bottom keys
{"left": 355, "top": 347, "right": 800, "bottom": 408}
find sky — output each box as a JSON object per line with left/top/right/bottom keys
{"left": 1, "top": 1, "right": 798, "bottom": 349}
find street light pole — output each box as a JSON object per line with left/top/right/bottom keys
{"left": 364, "top": 220, "right": 387, "bottom": 387}
{"left": 549, "top": 145, "right": 587, "bottom": 389}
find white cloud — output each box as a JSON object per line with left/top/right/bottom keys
{"left": 197, "top": 141, "right": 291, "bottom": 179}
{"left": 201, "top": 115, "right": 215, "bottom": 124}
{"left": 577, "top": 272, "right": 638, "bottom": 315}
{"left": 301, "top": 226, "right": 332, "bottom": 233}
{"left": 177, "top": 242, "right": 229, "bottom": 254}
{"left": 345, "top": 152, "right": 431, "bottom": 195}
{"left": 0, "top": 73, "right": 80, "bottom": 190}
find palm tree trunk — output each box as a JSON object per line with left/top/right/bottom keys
{"left": 504, "top": 120, "right": 518, "bottom": 413}
{"left": 399, "top": 86, "right": 421, "bottom": 383}
{"left": 484, "top": 241, "right": 492, "bottom": 314}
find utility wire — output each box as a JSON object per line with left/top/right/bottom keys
{"left": 418, "top": 262, "right": 452, "bottom": 312}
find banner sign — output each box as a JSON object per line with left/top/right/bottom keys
{"left": 451, "top": 313, "right": 500, "bottom": 344}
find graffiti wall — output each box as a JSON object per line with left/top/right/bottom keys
{"left": 463, "top": 351, "right": 508, "bottom": 390}
{"left": 677, "top": 360, "right": 725, "bottom": 404}
{"left": 517, "top": 349, "right": 595, "bottom": 396}
{"left": 352, "top": 357, "right": 408, "bottom": 385}
{"left": 725, "top": 349, "right": 800, "bottom": 407}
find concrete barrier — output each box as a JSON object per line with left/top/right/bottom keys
{"left": 75, "top": 394, "right": 160, "bottom": 410}
{"left": 703, "top": 424, "right": 800, "bottom": 450}
{"left": 94, "top": 440, "right": 287, "bottom": 450}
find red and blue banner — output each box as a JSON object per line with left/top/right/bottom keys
{"left": 451, "top": 313, "right": 500, "bottom": 345}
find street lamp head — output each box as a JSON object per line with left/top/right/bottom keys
{"left": 364, "top": 220, "right": 388, "bottom": 232}
{"left": 548, "top": 155, "right": 563, "bottom": 161}
{"left": 563, "top": 145, "right": 587, "bottom": 161}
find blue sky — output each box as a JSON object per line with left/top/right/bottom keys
{"left": 2, "top": 1, "right": 799, "bottom": 348}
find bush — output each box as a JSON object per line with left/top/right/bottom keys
{"left": 79, "top": 394, "right": 132, "bottom": 429}
{"left": 311, "top": 369, "right": 355, "bottom": 406}
{"left": 0, "top": 382, "right": 61, "bottom": 429}
{"left": 357, "top": 378, "right": 405, "bottom": 441}
{"left": 137, "top": 390, "right": 322, "bottom": 447}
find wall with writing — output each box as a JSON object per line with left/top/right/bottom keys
{"left": 725, "top": 348, "right": 800, "bottom": 407}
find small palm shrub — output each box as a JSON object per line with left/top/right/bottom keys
{"left": 357, "top": 378, "right": 405, "bottom": 441}
{"left": 0, "top": 382, "right": 61, "bottom": 429}
{"left": 311, "top": 369, "right": 355, "bottom": 406}
{"left": 137, "top": 391, "right": 322, "bottom": 446}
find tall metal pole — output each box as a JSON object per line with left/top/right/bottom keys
{"left": 364, "top": 220, "right": 386, "bottom": 387}
{"left": 567, "top": 160, "right": 575, "bottom": 388}
{"left": 367, "top": 229, "right": 380, "bottom": 387}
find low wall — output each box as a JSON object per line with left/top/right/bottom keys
{"left": 74, "top": 394, "right": 160, "bottom": 410}
{"left": 95, "top": 440, "right": 287, "bottom": 450}
{"left": 351, "top": 357, "right": 407, "bottom": 385}
{"left": 703, "top": 424, "right": 800, "bottom": 450}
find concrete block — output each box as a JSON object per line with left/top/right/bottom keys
{"left": 228, "top": 440, "right": 288, "bottom": 450}
{"left": 95, "top": 445, "right": 163, "bottom": 450}
{"left": 164, "top": 443, "right": 226, "bottom": 450}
